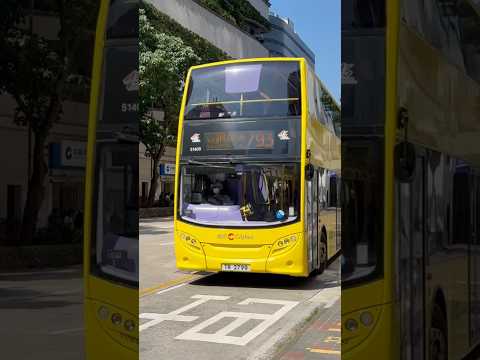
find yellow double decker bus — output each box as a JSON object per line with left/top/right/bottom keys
{"left": 174, "top": 58, "right": 340, "bottom": 277}
{"left": 342, "top": 0, "right": 480, "bottom": 359}
{"left": 83, "top": 0, "right": 138, "bottom": 358}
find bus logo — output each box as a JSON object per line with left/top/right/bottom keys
{"left": 190, "top": 133, "right": 201, "bottom": 143}
{"left": 341, "top": 63, "right": 358, "bottom": 85}
{"left": 218, "top": 233, "right": 253, "bottom": 240}
{"left": 278, "top": 130, "right": 290, "bottom": 141}
{"left": 123, "top": 70, "right": 139, "bottom": 91}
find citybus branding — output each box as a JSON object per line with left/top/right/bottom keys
{"left": 217, "top": 233, "right": 254, "bottom": 241}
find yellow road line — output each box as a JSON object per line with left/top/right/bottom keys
{"left": 308, "top": 348, "right": 340, "bottom": 355}
{"left": 328, "top": 328, "right": 341, "bottom": 332}
{"left": 139, "top": 273, "right": 200, "bottom": 298}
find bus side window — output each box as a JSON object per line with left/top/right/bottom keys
{"left": 314, "top": 79, "right": 325, "bottom": 125}
{"left": 307, "top": 70, "right": 318, "bottom": 122}
{"left": 452, "top": 166, "right": 471, "bottom": 244}
{"left": 317, "top": 169, "right": 322, "bottom": 209}
{"left": 329, "top": 173, "right": 337, "bottom": 208}
{"left": 477, "top": 176, "right": 480, "bottom": 245}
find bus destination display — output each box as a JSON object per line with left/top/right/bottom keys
{"left": 205, "top": 130, "right": 274, "bottom": 151}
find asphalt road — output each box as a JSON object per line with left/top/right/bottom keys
{"left": 0, "top": 265, "right": 84, "bottom": 359}
{"left": 139, "top": 217, "right": 340, "bottom": 360}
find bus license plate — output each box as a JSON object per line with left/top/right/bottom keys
{"left": 221, "top": 264, "right": 251, "bottom": 272}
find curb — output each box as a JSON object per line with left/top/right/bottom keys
{"left": 248, "top": 284, "right": 340, "bottom": 360}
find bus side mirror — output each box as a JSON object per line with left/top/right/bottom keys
{"left": 395, "top": 142, "right": 416, "bottom": 182}
{"left": 305, "top": 164, "right": 314, "bottom": 181}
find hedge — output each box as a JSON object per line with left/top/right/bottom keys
{"left": 141, "top": 1, "right": 231, "bottom": 64}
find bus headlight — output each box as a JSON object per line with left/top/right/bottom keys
{"left": 342, "top": 305, "right": 382, "bottom": 352}
{"left": 124, "top": 319, "right": 135, "bottom": 332}
{"left": 271, "top": 234, "right": 298, "bottom": 255}
{"left": 360, "top": 311, "right": 374, "bottom": 326}
{"left": 92, "top": 301, "right": 138, "bottom": 351}
{"left": 111, "top": 313, "right": 122, "bottom": 326}
{"left": 178, "top": 231, "right": 202, "bottom": 253}
{"left": 345, "top": 318, "right": 359, "bottom": 331}
{"left": 98, "top": 306, "right": 109, "bottom": 320}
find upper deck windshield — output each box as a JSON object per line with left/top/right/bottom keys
{"left": 184, "top": 61, "right": 301, "bottom": 120}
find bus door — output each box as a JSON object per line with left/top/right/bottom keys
{"left": 396, "top": 149, "right": 426, "bottom": 360}
{"left": 470, "top": 172, "right": 480, "bottom": 345}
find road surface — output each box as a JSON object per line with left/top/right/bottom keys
{"left": 139, "top": 217, "right": 340, "bottom": 360}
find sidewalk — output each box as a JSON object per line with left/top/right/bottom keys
{"left": 278, "top": 299, "right": 341, "bottom": 359}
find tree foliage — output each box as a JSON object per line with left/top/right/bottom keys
{"left": 0, "top": 0, "right": 98, "bottom": 242}
{"left": 139, "top": 7, "right": 200, "bottom": 155}
{"left": 139, "top": 7, "right": 201, "bottom": 205}
{"left": 139, "top": 1, "right": 234, "bottom": 206}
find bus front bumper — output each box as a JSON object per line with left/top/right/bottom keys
{"left": 175, "top": 232, "right": 308, "bottom": 277}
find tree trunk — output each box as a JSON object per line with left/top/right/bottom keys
{"left": 146, "top": 144, "right": 166, "bottom": 208}
{"left": 146, "top": 155, "right": 160, "bottom": 208}
{"left": 20, "top": 133, "right": 48, "bottom": 244}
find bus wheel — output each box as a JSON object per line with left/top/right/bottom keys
{"left": 317, "top": 232, "right": 327, "bottom": 275}
{"left": 430, "top": 303, "right": 447, "bottom": 360}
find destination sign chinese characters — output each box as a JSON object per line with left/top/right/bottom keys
{"left": 205, "top": 130, "right": 274, "bottom": 151}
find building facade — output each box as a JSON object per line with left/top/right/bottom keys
{"left": 139, "top": 144, "right": 176, "bottom": 205}
{"left": 263, "top": 13, "right": 316, "bottom": 68}
{"left": 148, "top": 0, "right": 270, "bottom": 60}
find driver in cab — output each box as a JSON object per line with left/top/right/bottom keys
{"left": 207, "top": 181, "right": 233, "bottom": 205}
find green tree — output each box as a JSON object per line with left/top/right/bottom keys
{"left": 0, "top": 1, "right": 98, "bottom": 243}
{"left": 139, "top": 8, "right": 200, "bottom": 207}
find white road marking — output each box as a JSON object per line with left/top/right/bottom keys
{"left": 175, "top": 298, "right": 299, "bottom": 346}
{"left": 47, "top": 327, "right": 84, "bottom": 335}
{"left": 159, "top": 242, "right": 174, "bottom": 246}
{"left": 139, "top": 295, "right": 230, "bottom": 332}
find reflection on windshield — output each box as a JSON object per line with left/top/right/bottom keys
{"left": 180, "top": 163, "right": 300, "bottom": 227}
{"left": 95, "top": 143, "right": 138, "bottom": 284}
{"left": 185, "top": 61, "right": 301, "bottom": 120}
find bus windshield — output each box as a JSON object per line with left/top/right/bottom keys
{"left": 185, "top": 61, "right": 301, "bottom": 120}
{"left": 179, "top": 162, "right": 300, "bottom": 227}
{"left": 341, "top": 0, "right": 385, "bottom": 284}
{"left": 94, "top": 142, "right": 138, "bottom": 284}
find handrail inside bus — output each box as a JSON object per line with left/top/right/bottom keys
{"left": 189, "top": 98, "right": 300, "bottom": 106}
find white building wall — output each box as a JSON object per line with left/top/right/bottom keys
{"left": 149, "top": 0, "right": 269, "bottom": 59}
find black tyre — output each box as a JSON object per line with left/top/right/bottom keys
{"left": 317, "top": 231, "right": 327, "bottom": 275}
{"left": 430, "top": 303, "right": 448, "bottom": 360}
